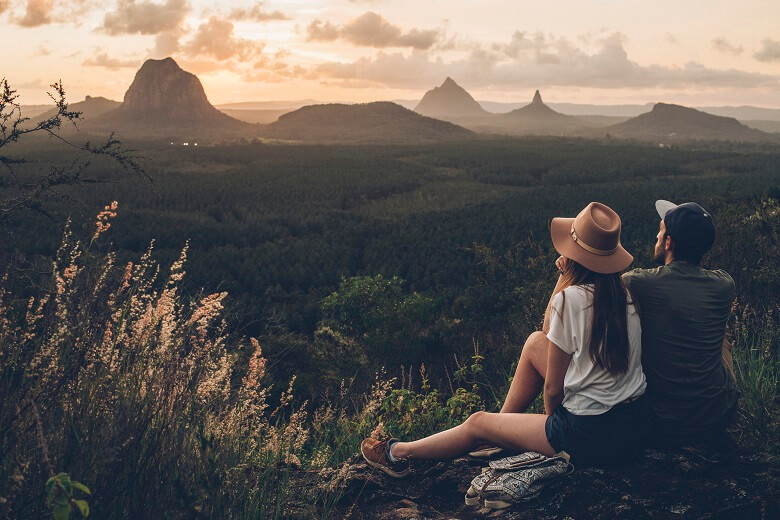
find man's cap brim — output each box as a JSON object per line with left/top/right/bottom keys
{"left": 655, "top": 200, "right": 678, "bottom": 220}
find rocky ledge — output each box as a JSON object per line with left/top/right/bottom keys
{"left": 313, "top": 445, "right": 779, "bottom": 519}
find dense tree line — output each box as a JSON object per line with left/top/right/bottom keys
{"left": 3, "top": 136, "right": 778, "bottom": 397}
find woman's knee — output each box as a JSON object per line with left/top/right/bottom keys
{"left": 464, "top": 410, "right": 488, "bottom": 435}
{"left": 526, "top": 331, "right": 547, "bottom": 347}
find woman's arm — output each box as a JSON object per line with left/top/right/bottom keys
{"left": 542, "top": 256, "right": 570, "bottom": 334}
{"left": 543, "top": 340, "right": 571, "bottom": 415}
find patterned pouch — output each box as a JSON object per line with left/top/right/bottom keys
{"left": 465, "top": 451, "right": 573, "bottom": 509}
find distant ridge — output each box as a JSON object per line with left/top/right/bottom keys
{"left": 260, "top": 101, "right": 474, "bottom": 144}
{"left": 37, "top": 95, "right": 120, "bottom": 123}
{"left": 463, "top": 90, "right": 590, "bottom": 136}
{"left": 606, "top": 103, "right": 774, "bottom": 142}
{"left": 414, "top": 78, "right": 488, "bottom": 120}
{"left": 87, "top": 57, "right": 256, "bottom": 139}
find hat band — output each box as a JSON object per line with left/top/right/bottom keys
{"left": 570, "top": 225, "right": 617, "bottom": 256}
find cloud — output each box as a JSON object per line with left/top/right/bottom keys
{"left": 308, "top": 31, "right": 779, "bottom": 90}
{"left": 101, "top": 0, "right": 189, "bottom": 35}
{"left": 230, "top": 2, "right": 289, "bottom": 22}
{"left": 82, "top": 52, "right": 138, "bottom": 69}
{"left": 15, "top": 0, "right": 52, "bottom": 27}
{"left": 307, "top": 11, "right": 441, "bottom": 50}
{"left": 754, "top": 38, "right": 780, "bottom": 62}
{"left": 712, "top": 37, "right": 743, "bottom": 55}
{"left": 6, "top": 0, "right": 93, "bottom": 27}
{"left": 30, "top": 44, "right": 51, "bottom": 57}
{"left": 183, "top": 16, "right": 263, "bottom": 61}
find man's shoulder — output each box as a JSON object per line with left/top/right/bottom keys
{"left": 622, "top": 265, "right": 669, "bottom": 286}
{"left": 702, "top": 267, "right": 735, "bottom": 286}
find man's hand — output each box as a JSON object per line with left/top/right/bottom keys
{"left": 555, "top": 256, "right": 570, "bottom": 272}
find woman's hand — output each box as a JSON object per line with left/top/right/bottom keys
{"left": 555, "top": 256, "right": 569, "bottom": 272}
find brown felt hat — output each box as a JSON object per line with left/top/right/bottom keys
{"left": 550, "top": 202, "right": 633, "bottom": 274}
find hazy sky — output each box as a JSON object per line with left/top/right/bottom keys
{"left": 3, "top": 0, "right": 780, "bottom": 107}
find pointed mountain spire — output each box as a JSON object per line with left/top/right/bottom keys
{"left": 532, "top": 90, "right": 543, "bottom": 105}
{"left": 441, "top": 77, "right": 458, "bottom": 88}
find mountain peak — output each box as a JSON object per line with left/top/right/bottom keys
{"left": 532, "top": 90, "right": 543, "bottom": 105}
{"left": 119, "top": 57, "right": 215, "bottom": 118}
{"left": 414, "top": 77, "right": 487, "bottom": 119}
{"left": 441, "top": 77, "right": 458, "bottom": 88}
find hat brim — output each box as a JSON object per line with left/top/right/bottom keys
{"left": 550, "top": 217, "right": 634, "bottom": 275}
{"left": 655, "top": 200, "right": 678, "bottom": 220}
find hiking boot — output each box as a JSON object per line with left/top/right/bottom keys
{"left": 360, "top": 438, "right": 411, "bottom": 478}
{"left": 469, "top": 445, "right": 504, "bottom": 458}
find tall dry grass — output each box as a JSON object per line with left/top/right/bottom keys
{"left": 0, "top": 203, "right": 395, "bottom": 518}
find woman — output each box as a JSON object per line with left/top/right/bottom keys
{"left": 360, "top": 202, "right": 648, "bottom": 477}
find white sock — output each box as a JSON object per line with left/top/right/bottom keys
{"left": 386, "top": 440, "right": 400, "bottom": 462}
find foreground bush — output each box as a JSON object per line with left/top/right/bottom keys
{"left": 0, "top": 205, "right": 333, "bottom": 518}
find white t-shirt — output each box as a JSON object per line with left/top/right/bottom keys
{"left": 546, "top": 285, "right": 646, "bottom": 416}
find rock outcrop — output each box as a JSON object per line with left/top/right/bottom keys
{"left": 115, "top": 57, "right": 224, "bottom": 122}
{"left": 87, "top": 57, "right": 255, "bottom": 139}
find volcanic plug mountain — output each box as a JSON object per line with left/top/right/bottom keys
{"left": 414, "top": 77, "right": 489, "bottom": 120}
{"left": 90, "top": 57, "right": 255, "bottom": 138}
{"left": 494, "top": 90, "right": 589, "bottom": 134}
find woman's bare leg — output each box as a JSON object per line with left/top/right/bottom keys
{"left": 391, "top": 411, "right": 555, "bottom": 460}
{"left": 500, "top": 331, "right": 550, "bottom": 413}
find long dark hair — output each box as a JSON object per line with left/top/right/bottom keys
{"left": 552, "top": 260, "right": 632, "bottom": 376}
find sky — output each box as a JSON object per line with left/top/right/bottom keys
{"left": 2, "top": 0, "right": 780, "bottom": 107}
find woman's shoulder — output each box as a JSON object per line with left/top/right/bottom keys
{"left": 555, "top": 284, "right": 594, "bottom": 309}
{"left": 562, "top": 284, "right": 594, "bottom": 300}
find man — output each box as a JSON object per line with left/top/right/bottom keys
{"left": 622, "top": 200, "right": 739, "bottom": 445}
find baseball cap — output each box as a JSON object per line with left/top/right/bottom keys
{"left": 655, "top": 200, "right": 716, "bottom": 260}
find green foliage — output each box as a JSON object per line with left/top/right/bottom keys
{"left": 45, "top": 473, "right": 90, "bottom": 519}
{"left": 320, "top": 274, "right": 436, "bottom": 364}
{"left": 732, "top": 323, "right": 780, "bottom": 453}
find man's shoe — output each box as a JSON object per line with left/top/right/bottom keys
{"left": 469, "top": 445, "right": 504, "bottom": 458}
{"left": 360, "top": 438, "right": 411, "bottom": 478}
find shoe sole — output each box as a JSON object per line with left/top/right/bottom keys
{"left": 468, "top": 447, "right": 503, "bottom": 458}
{"left": 361, "top": 450, "right": 411, "bottom": 478}
{"left": 483, "top": 499, "right": 513, "bottom": 509}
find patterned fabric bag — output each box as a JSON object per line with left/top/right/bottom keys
{"left": 465, "top": 451, "right": 573, "bottom": 509}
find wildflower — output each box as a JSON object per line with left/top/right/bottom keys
{"left": 369, "top": 422, "right": 388, "bottom": 440}
{"left": 92, "top": 201, "right": 119, "bottom": 242}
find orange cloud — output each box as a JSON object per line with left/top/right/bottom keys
{"left": 16, "top": 0, "right": 52, "bottom": 27}
{"left": 307, "top": 12, "right": 441, "bottom": 50}
{"left": 82, "top": 52, "right": 138, "bottom": 69}
{"left": 230, "top": 2, "right": 289, "bottom": 22}
{"left": 101, "top": 0, "right": 189, "bottom": 35}
{"left": 754, "top": 38, "right": 780, "bottom": 62}
{"left": 183, "top": 16, "right": 263, "bottom": 61}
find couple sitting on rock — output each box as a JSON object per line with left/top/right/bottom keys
{"left": 362, "top": 199, "right": 739, "bottom": 477}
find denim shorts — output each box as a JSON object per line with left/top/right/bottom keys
{"left": 545, "top": 395, "right": 650, "bottom": 464}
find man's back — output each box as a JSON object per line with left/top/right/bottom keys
{"left": 623, "top": 261, "right": 738, "bottom": 443}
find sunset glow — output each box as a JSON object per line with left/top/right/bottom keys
{"left": 2, "top": 0, "right": 780, "bottom": 106}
